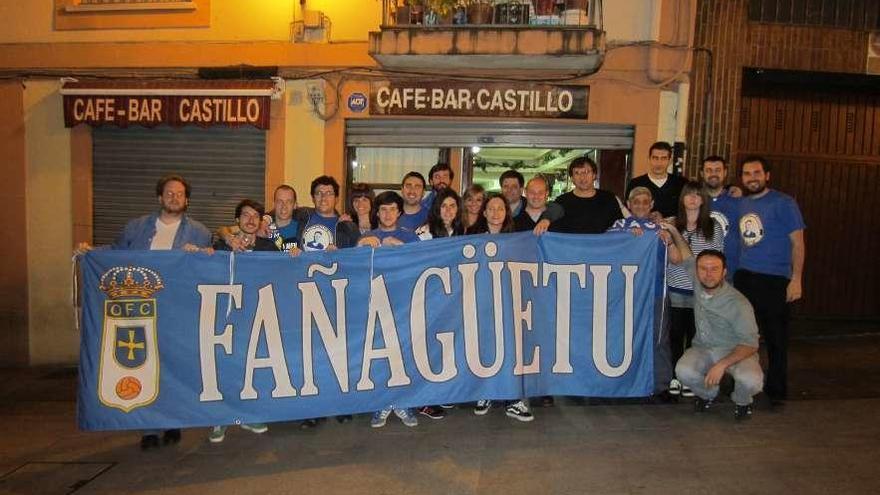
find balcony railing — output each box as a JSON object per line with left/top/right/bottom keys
{"left": 380, "top": 0, "right": 603, "bottom": 30}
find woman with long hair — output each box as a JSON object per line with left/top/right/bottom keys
{"left": 667, "top": 181, "right": 724, "bottom": 397}
{"left": 465, "top": 192, "right": 530, "bottom": 422}
{"left": 418, "top": 188, "right": 465, "bottom": 239}
{"left": 346, "top": 182, "right": 375, "bottom": 234}
{"left": 466, "top": 192, "right": 514, "bottom": 235}
{"left": 462, "top": 183, "right": 486, "bottom": 231}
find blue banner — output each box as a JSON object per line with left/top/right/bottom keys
{"left": 78, "top": 232, "right": 659, "bottom": 430}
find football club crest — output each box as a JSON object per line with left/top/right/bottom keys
{"left": 97, "top": 266, "right": 163, "bottom": 413}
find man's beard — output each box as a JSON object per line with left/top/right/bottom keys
{"left": 700, "top": 280, "right": 723, "bottom": 291}
{"left": 162, "top": 202, "right": 186, "bottom": 214}
{"left": 705, "top": 176, "right": 722, "bottom": 189}
{"left": 745, "top": 182, "right": 766, "bottom": 195}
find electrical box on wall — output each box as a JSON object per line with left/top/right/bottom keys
{"left": 292, "top": 10, "right": 331, "bottom": 43}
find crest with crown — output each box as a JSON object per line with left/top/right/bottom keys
{"left": 99, "top": 266, "right": 164, "bottom": 299}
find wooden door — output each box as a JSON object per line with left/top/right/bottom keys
{"left": 739, "top": 85, "right": 880, "bottom": 318}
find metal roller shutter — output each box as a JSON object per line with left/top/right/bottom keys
{"left": 92, "top": 126, "right": 266, "bottom": 245}
{"left": 346, "top": 119, "right": 634, "bottom": 149}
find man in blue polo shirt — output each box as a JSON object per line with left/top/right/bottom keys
{"left": 733, "top": 156, "right": 805, "bottom": 407}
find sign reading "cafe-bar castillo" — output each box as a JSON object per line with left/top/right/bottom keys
{"left": 370, "top": 81, "right": 588, "bottom": 119}
{"left": 60, "top": 80, "right": 278, "bottom": 130}
{"left": 63, "top": 95, "right": 270, "bottom": 129}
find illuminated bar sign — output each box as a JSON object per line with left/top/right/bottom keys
{"left": 370, "top": 81, "right": 588, "bottom": 119}
{"left": 61, "top": 80, "right": 276, "bottom": 129}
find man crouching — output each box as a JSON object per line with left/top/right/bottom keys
{"left": 664, "top": 222, "right": 764, "bottom": 420}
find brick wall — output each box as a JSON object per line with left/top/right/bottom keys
{"left": 685, "top": 0, "right": 869, "bottom": 174}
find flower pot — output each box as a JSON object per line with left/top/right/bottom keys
{"left": 535, "top": 0, "right": 556, "bottom": 15}
{"left": 426, "top": 9, "right": 454, "bottom": 25}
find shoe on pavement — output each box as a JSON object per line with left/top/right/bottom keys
{"left": 694, "top": 397, "right": 714, "bottom": 413}
{"left": 162, "top": 429, "right": 181, "bottom": 445}
{"left": 439, "top": 404, "right": 455, "bottom": 409}
{"left": 336, "top": 415, "right": 353, "bottom": 424}
{"left": 669, "top": 379, "right": 682, "bottom": 396}
{"left": 300, "top": 418, "right": 324, "bottom": 430}
{"left": 394, "top": 408, "right": 419, "bottom": 427}
{"left": 734, "top": 404, "right": 753, "bottom": 421}
{"left": 241, "top": 423, "right": 268, "bottom": 434}
{"left": 505, "top": 400, "right": 535, "bottom": 422}
{"left": 418, "top": 405, "right": 446, "bottom": 420}
{"left": 208, "top": 426, "right": 227, "bottom": 443}
{"left": 371, "top": 409, "right": 392, "bottom": 428}
{"left": 681, "top": 385, "right": 695, "bottom": 398}
{"left": 474, "top": 399, "right": 492, "bottom": 416}
{"left": 140, "top": 434, "right": 160, "bottom": 450}
{"left": 540, "top": 396, "right": 555, "bottom": 407}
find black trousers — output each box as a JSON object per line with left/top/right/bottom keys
{"left": 734, "top": 269, "right": 790, "bottom": 400}
{"left": 669, "top": 306, "right": 695, "bottom": 372}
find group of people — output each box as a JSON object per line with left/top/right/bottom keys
{"left": 77, "top": 140, "right": 805, "bottom": 449}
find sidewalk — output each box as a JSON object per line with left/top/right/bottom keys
{"left": 2, "top": 333, "right": 880, "bottom": 495}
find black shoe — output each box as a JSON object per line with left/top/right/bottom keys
{"left": 734, "top": 404, "right": 753, "bottom": 421}
{"left": 652, "top": 390, "right": 679, "bottom": 404}
{"left": 162, "top": 429, "right": 181, "bottom": 445}
{"left": 694, "top": 397, "right": 713, "bottom": 413}
{"left": 336, "top": 415, "right": 353, "bottom": 424}
{"left": 300, "top": 418, "right": 325, "bottom": 430}
{"left": 540, "top": 396, "right": 555, "bottom": 407}
{"left": 140, "top": 434, "right": 160, "bottom": 450}
{"left": 418, "top": 405, "right": 446, "bottom": 420}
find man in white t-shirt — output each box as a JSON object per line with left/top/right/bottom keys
{"left": 76, "top": 174, "right": 211, "bottom": 450}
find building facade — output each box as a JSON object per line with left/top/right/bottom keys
{"left": 0, "top": 0, "right": 753, "bottom": 365}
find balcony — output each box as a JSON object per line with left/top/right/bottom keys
{"left": 369, "top": 0, "right": 605, "bottom": 73}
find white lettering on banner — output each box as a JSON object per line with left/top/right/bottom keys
{"left": 357, "top": 275, "right": 412, "bottom": 391}
{"left": 591, "top": 265, "right": 638, "bottom": 378}
{"left": 191, "top": 243, "right": 641, "bottom": 402}
{"left": 299, "top": 277, "right": 350, "bottom": 396}
{"left": 197, "top": 284, "right": 242, "bottom": 402}
{"left": 543, "top": 264, "right": 586, "bottom": 374}
{"left": 240, "top": 285, "right": 298, "bottom": 400}
{"left": 410, "top": 267, "right": 457, "bottom": 382}
{"left": 509, "top": 262, "right": 540, "bottom": 375}
{"left": 459, "top": 244, "right": 505, "bottom": 379}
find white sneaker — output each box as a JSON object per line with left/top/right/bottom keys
{"left": 505, "top": 400, "right": 534, "bottom": 422}
{"left": 394, "top": 408, "right": 418, "bottom": 427}
{"left": 241, "top": 423, "right": 268, "bottom": 434}
{"left": 371, "top": 408, "right": 392, "bottom": 428}
{"left": 208, "top": 426, "right": 227, "bottom": 443}
{"left": 669, "top": 379, "right": 682, "bottom": 396}
{"left": 681, "top": 386, "right": 695, "bottom": 398}
{"left": 474, "top": 399, "right": 492, "bottom": 415}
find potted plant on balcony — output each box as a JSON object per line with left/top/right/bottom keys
{"left": 465, "top": 0, "right": 494, "bottom": 25}
{"left": 562, "top": 0, "right": 588, "bottom": 25}
{"left": 425, "top": 0, "right": 458, "bottom": 25}
{"left": 396, "top": 0, "right": 426, "bottom": 25}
